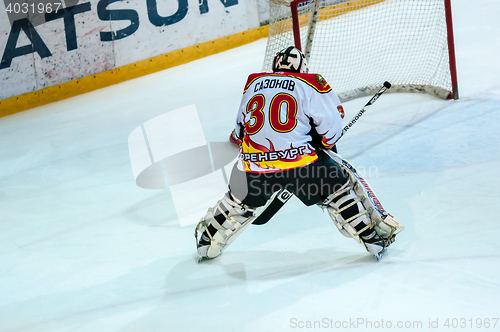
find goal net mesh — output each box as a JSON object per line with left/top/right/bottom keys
{"left": 262, "top": 0, "right": 453, "bottom": 101}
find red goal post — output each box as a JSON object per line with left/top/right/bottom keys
{"left": 262, "top": 0, "right": 459, "bottom": 101}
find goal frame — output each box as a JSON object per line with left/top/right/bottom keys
{"left": 287, "top": 0, "right": 459, "bottom": 100}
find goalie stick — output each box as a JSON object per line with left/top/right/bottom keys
{"left": 250, "top": 81, "right": 392, "bottom": 226}
{"left": 340, "top": 81, "right": 391, "bottom": 138}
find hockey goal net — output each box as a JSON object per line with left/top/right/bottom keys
{"left": 262, "top": 0, "right": 459, "bottom": 101}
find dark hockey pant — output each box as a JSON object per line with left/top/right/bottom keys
{"left": 229, "top": 150, "right": 347, "bottom": 209}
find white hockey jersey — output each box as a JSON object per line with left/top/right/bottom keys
{"left": 235, "top": 72, "right": 344, "bottom": 173}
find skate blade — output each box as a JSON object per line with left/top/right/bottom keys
{"left": 198, "top": 255, "right": 210, "bottom": 263}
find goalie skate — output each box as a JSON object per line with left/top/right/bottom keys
{"left": 372, "top": 214, "right": 405, "bottom": 259}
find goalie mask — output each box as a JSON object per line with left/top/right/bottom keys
{"left": 272, "top": 46, "right": 308, "bottom": 73}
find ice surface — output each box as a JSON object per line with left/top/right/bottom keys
{"left": 1, "top": 0, "right": 499, "bottom": 331}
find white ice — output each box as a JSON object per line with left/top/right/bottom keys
{"left": 1, "top": 0, "right": 500, "bottom": 331}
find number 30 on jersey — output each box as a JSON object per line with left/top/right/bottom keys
{"left": 245, "top": 93, "right": 298, "bottom": 135}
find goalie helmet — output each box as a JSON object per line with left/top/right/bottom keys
{"left": 272, "top": 46, "right": 308, "bottom": 73}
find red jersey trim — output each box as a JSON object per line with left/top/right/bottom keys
{"left": 243, "top": 72, "right": 332, "bottom": 94}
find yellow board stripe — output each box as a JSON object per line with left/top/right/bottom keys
{"left": 0, "top": 25, "right": 269, "bottom": 118}
{"left": 316, "top": 0, "right": 386, "bottom": 22}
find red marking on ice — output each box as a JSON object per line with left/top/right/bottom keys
{"left": 83, "top": 26, "right": 107, "bottom": 37}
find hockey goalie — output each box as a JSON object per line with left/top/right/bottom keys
{"left": 195, "top": 47, "right": 404, "bottom": 262}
